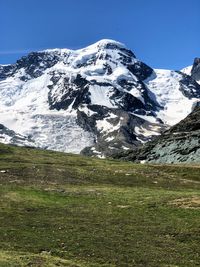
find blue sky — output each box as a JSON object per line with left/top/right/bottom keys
{"left": 0, "top": 0, "right": 199, "bottom": 69}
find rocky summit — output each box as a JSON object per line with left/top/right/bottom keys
{"left": 0, "top": 39, "right": 200, "bottom": 158}
{"left": 191, "top": 57, "right": 200, "bottom": 83}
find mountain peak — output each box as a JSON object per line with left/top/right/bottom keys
{"left": 191, "top": 57, "right": 200, "bottom": 83}
{"left": 85, "top": 39, "right": 126, "bottom": 49}
{"left": 0, "top": 40, "right": 200, "bottom": 159}
{"left": 39, "top": 39, "right": 127, "bottom": 55}
{"left": 75, "top": 39, "right": 136, "bottom": 58}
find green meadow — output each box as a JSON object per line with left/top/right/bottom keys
{"left": 0, "top": 143, "right": 199, "bottom": 266}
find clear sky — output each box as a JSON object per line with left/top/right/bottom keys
{"left": 0, "top": 0, "right": 199, "bottom": 69}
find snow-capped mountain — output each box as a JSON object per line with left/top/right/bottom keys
{"left": 0, "top": 39, "right": 200, "bottom": 156}
{"left": 181, "top": 65, "right": 193, "bottom": 76}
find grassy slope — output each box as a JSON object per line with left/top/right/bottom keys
{"left": 0, "top": 143, "right": 199, "bottom": 267}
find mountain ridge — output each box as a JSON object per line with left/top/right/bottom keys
{"left": 0, "top": 39, "right": 200, "bottom": 158}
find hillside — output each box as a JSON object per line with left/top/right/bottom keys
{"left": 0, "top": 143, "right": 200, "bottom": 266}
{"left": 118, "top": 106, "right": 200, "bottom": 164}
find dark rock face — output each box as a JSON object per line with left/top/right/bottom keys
{"left": 111, "top": 89, "right": 145, "bottom": 111}
{"left": 48, "top": 69, "right": 158, "bottom": 117}
{"left": 48, "top": 74, "right": 158, "bottom": 119}
{"left": 117, "top": 107, "right": 200, "bottom": 163}
{"left": 16, "top": 52, "right": 61, "bottom": 79}
{"left": 99, "top": 43, "right": 154, "bottom": 82}
{"left": 0, "top": 65, "right": 16, "bottom": 80}
{"left": 48, "top": 74, "right": 91, "bottom": 110}
{"left": 191, "top": 58, "right": 200, "bottom": 82}
{"left": 114, "top": 79, "right": 158, "bottom": 112}
{"left": 79, "top": 107, "right": 143, "bottom": 157}
{"left": 127, "top": 61, "right": 153, "bottom": 81}
{"left": 78, "top": 104, "right": 166, "bottom": 157}
{"left": 179, "top": 72, "right": 200, "bottom": 98}
{"left": 0, "top": 51, "right": 64, "bottom": 81}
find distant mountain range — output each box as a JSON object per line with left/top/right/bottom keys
{"left": 0, "top": 39, "right": 200, "bottom": 161}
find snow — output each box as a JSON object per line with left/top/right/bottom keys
{"left": 0, "top": 64, "right": 11, "bottom": 67}
{"left": 128, "top": 87, "right": 145, "bottom": 104}
{"left": 109, "top": 113, "right": 118, "bottom": 119}
{"left": 133, "top": 113, "right": 158, "bottom": 124}
{"left": 110, "top": 66, "right": 132, "bottom": 81}
{"left": 76, "top": 39, "right": 127, "bottom": 52}
{"left": 78, "top": 105, "right": 97, "bottom": 116}
{"left": 122, "top": 146, "right": 130, "bottom": 150}
{"left": 135, "top": 125, "right": 160, "bottom": 138}
{"left": 40, "top": 48, "right": 72, "bottom": 54}
{"left": 72, "top": 50, "right": 97, "bottom": 68}
{"left": 105, "top": 136, "right": 115, "bottom": 142}
{"left": 89, "top": 85, "right": 115, "bottom": 108}
{"left": 96, "top": 117, "right": 120, "bottom": 134}
{"left": 0, "top": 129, "right": 34, "bottom": 147}
{"left": 144, "top": 69, "right": 198, "bottom": 125}
{"left": 96, "top": 119, "right": 113, "bottom": 133}
{"left": 0, "top": 134, "right": 12, "bottom": 144}
{"left": 0, "top": 67, "right": 94, "bottom": 153}
{"left": 181, "top": 65, "right": 192, "bottom": 75}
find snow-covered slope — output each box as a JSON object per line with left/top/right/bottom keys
{"left": 0, "top": 70, "right": 94, "bottom": 153}
{"left": 145, "top": 69, "right": 199, "bottom": 125}
{"left": 0, "top": 123, "right": 34, "bottom": 147}
{"left": 181, "top": 65, "right": 192, "bottom": 75}
{"left": 0, "top": 39, "right": 200, "bottom": 156}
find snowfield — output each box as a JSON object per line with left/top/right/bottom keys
{"left": 144, "top": 69, "right": 198, "bottom": 125}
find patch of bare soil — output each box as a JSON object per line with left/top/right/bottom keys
{"left": 169, "top": 196, "right": 200, "bottom": 209}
